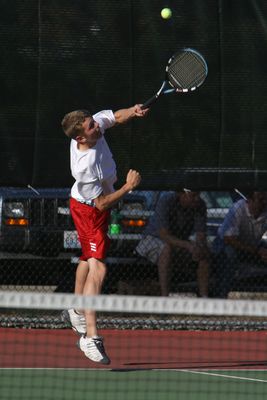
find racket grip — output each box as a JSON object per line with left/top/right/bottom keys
{"left": 141, "top": 94, "right": 159, "bottom": 109}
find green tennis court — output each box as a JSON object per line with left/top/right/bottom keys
{"left": 1, "top": 368, "right": 267, "bottom": 400}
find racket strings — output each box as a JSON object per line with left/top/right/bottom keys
{"left": 168, "top": 52, "right": 207, "bottom": 90}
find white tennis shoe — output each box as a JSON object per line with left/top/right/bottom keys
{"left": 77, "top": 335, "right": 110, "bottom": 365}
{"left": 62, "top": 309, "right": 86, "bottom": 336}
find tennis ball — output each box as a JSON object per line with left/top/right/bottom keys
{"left": 161, "top": 8, "right": 172, "bottom": 20}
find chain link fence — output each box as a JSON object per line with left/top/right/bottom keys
{"left": 1, "top": 188, "right": 267, "bottom": 299}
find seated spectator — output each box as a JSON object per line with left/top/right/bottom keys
{"left": 136, "top": 190, "right": 210, "bottom": 297}
{"left": 212, "top": 191, "right": 267, "bottom": 298}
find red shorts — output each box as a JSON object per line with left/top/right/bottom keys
{"left": 70, "top": 198, "right": 111, "bottom": 261}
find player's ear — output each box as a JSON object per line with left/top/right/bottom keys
{"left": 75, "top": 135, "right": 86, "bottom": 143}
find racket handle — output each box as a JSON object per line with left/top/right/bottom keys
{"left": 141, "top": 94, "right": 159, "bottom": 109}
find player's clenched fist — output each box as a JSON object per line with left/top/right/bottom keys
{"left": 126, "top": 169, "right": 141, "bottom": 191}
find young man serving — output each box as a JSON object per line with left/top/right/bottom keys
{"left": 61, "top": 105, "right": 148, "bottom": 364}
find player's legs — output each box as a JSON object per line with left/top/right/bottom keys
{"left": 77, "top": 257, "right": 110, "bottom": 364}
{"left": 83, "top": 257, "right": 107, "bottom": 337}
{"left": 71, "top": 258, "right": 105, "bottom": 334}
{"left": 68, "top": 198, "right": 111, "bottom": 363}
{"left": 75, "top": 260, "right": 89, "bottom": 294}
{"left": 62, "top": 260, "right": 88, "bottom": 335}
{"left": 70, "top": 200, "right": 111, "bottom": 363}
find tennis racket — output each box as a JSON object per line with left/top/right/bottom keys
{"left": 141, "top": 48, "right": 208, "bottom": 109}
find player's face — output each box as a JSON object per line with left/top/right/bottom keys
{"left": 81, "top": 117, "right": 101, "bottom": 144}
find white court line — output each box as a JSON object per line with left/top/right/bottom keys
{"left": 178, "top": 369, "right": 267, "bottom": 383}
{"left": 1, "top": 367, "right": 267, "bottom": 381}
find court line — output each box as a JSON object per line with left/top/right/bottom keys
{"left": 1, "top": 367, "right": 267, "bottom": 377}
{"left": 178, "top": 369, "right": 267, "bottom": 383}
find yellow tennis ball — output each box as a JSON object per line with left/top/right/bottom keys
{"left": 161, "top": 8, "right": 172, "bottom": 19}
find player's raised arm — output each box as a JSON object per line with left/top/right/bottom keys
{"left": 113, "top": 104, "right": 149, "bottom": 125}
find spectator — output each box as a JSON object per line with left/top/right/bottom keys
{"left": 136, "top": 190, "right": 210, "bottom": 297}
{"left": 212, "top": 191, "right": 267, "bottom": 298}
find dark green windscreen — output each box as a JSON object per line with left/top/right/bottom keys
{"left": 1, "top": 0, "right": 267, "bottom": 189}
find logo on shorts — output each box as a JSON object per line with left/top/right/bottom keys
{"left": 90, "top": 242, "right": 96, "bottom": 252}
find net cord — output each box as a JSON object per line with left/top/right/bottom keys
{"left": 0, "top": 291, "right": 267, "bottom": 317}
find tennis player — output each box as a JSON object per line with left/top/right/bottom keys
{"left": 61, "top": 105, "right": 148, "bottom": 364}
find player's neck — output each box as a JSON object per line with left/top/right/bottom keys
{"left": 77, "top": 141, "right": 96, "bottom": 151}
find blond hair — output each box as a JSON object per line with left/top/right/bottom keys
{"left": 61, "top": 109, "right": 91, "bottom": 139}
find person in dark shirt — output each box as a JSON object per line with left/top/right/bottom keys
{"left": 136, "top": 190, "right": 210, "bottom": 296}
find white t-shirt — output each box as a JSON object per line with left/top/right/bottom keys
{"left": 70, "top": 110, "right": 117, "bottom": 201}
{"left": 217, "top": 199, "right": 267, "bottom": 247}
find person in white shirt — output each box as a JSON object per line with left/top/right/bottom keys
{"left": 213, "top": 192, "right": 267, "bottom": 298}
{"left": 61, "top": 105, "right": 148, "bottom": 364}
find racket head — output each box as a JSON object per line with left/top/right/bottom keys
{"left": 166, "top": 48, "right": 208, "bottom": 92}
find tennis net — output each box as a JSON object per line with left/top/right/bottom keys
{"left": 0, "top": 291, "right": 267, "bottom": 400}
